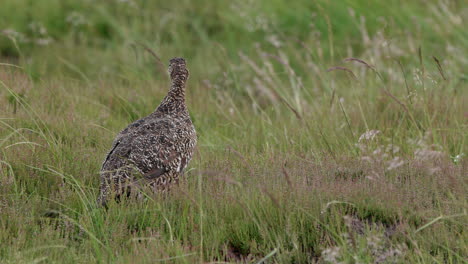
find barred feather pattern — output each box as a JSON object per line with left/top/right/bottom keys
{"left": 98, "top": 58, "right": 197, "bottom": 206}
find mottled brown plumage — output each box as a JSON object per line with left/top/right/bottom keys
{"left": 98, "top": 57, "right": 197, "bottom": 206}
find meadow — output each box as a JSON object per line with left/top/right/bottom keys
{"left": 0, "top": 0, "right": 466, "bottom": 263}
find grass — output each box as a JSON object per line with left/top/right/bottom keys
{"left": 0, "top": 0, "right": 467, "bottom": 263}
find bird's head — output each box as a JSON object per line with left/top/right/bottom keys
{"left": 168, "top": 57, "right": 189, "bottom": 83}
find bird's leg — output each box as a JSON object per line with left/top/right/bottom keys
{"left": 97, "top": 183, "right": 110, "bottom": 208}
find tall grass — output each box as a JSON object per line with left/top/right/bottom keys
{"left": 1, "top": 0, "right": 467, "bottom": 263}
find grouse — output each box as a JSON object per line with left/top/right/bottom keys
{"left": 98, "top": 57, "right": 197, "bottom": 206}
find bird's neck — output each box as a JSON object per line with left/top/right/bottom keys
{"left": 155, "top": 79, "right": 187, "bottom": 115}
{"left": 167, "top": 78, "right": 186, "bottom": 99}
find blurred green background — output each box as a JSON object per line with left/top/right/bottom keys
{"left": 1, "top": 0, "right": 466, "bottom": 79}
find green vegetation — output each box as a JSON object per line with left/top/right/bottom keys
{"left": 0, "top": 0, "right": 466, "bottom": 263}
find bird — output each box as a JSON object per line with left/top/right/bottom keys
{"left": 97, "top": 57, "right": 197, "bottom": 207}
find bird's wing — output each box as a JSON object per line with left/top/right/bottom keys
{"left": 143, "top": 167, "right": 167, "bottom": 179}
{"left": 101, "top": 118, "right": 146, "bottom": 170}
{"left": 101, "top": 141, "right": 120, "bottom": 169}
